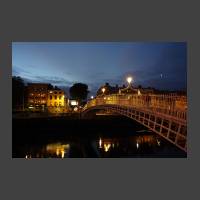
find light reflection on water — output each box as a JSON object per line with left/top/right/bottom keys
{"left": 96, "top": 134, "right": 162, "bottom": 156}
{"left": 21, "top": 132, "right": 181, "bottom": 158}
{"left": 25, "top": 143, "right": 70, "bottom": 159}
{"left": 46, "top": 143, "right": 70, "bottom": 158}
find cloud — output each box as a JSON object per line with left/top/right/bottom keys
{"left": 12, "top": 65, "right": 34, "bottom": 77}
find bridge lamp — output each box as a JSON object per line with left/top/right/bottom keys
{"left": 91, "top": 96, "right": 94, "bottom": 99}
{"left": 102, "top": 88, "right": 105, "bottom": 94}
{"left": 127, "top": 76, "right": 133, "bottom": 85}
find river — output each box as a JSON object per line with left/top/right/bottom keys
{"left": 12, "top": 115, "right": 186, "bottom": 158}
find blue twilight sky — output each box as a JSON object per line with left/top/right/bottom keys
{"left": 12, "top": 42, "right": 187, "bottom": 96}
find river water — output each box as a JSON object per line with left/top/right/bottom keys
{"left": 12, "top": 115, "right": 186, "bottom": 158}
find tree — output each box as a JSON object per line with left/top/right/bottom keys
{"left": 12, "top": 76, "right": 25, "bottom": 110}
{"left": 48, "top": 84, "right": 54, "bottom": 90}
{"left": 69, "top": 83, "right": 89, "bottom": 103}
{"left": 54, "top": 86, "right": 61, "bottom": 90}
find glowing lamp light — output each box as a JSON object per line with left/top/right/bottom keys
{"left": 91, "top": 96, "right": 94, "bottom": 99}
{"left": 102, "top": 88, "right": 105, "bottom": 93}
{"left": 127, "top": 76, "right": 133, "bottom": 84}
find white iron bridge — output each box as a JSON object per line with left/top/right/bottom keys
{"left": 82, "top": 94, "right": 187, "bottom": 152}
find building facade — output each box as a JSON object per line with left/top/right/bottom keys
{"left": 27, "top": 83, "right": 69, "bottom": 113}
{"left": 47, "top": 89, "right": 69, "bottom": 113}
{"left": 27, "top": 83, "right": 49, "bottom": 110}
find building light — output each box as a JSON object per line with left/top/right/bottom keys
{"left": 70, "top": 100, "right": 78, "bottom": 106}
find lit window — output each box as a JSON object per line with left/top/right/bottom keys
{"left": 59, "top": 96, "right": 61, "bottom": 100}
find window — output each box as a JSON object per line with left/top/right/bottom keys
{"left": 50, "top": 95, "right": 52, "bottom": 100}
{"left": 55, "top": 95, "right": 57, "bottom": 100}
{"left": 59, "top": 102, "right": 61, "bottom": 106}
{"left": 59, "top": 96, "right": 61, "bottom": 100}
{"left": 59, "top": 92, "right": 62, "bottom": 94}
{"left": 54, "top": 92, "right": 57, "bottom": 94}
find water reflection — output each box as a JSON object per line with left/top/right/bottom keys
{"left": 97, "top": 134, "right": 160, "bottom": 154}
{"left": 24, "top": 143, "right": 70, "bottom": 158}
{"left": 104, "top": 143, "right": 111, "bottom": 152}
{"left": 16, "top": 132, "right": 185, "bottom": 158}
{"left": 46, "top": 143, "right": 70, "bottom": 158}
{"left": 93, "top": 134, "right": 174, "bottom": 157}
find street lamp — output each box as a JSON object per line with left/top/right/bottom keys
{"left": 91, "top": 96, "right": 94, "bottom": 99}
{"left": 126, "top": 76, "right": 133, "bottom": 85}
{"left": 102, "top": 87, "right": 105, "bottom": 95}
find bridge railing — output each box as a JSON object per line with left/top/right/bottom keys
{"left": 83, "top": 94, "right": 187, "bottom": 121}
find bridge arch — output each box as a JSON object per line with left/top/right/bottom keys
{"left": 82, "top": 94, "right": 187, "bottom": 152}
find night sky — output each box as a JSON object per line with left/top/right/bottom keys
{"left": 12, "top": 42, "right": 187, "bottom": 96}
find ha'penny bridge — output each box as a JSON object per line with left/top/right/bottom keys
{"left": 82, "top": 94, "right": 187, "bottom": 152}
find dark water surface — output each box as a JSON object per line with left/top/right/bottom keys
{"left": 12, "top": 116, "right": 186, "bottom": 158}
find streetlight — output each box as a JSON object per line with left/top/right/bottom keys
{"left": 126, "top": 76, "right": 133, "bottom": 85}
{"left": 102, "top": 87, "right": 105, "bottom": 95}
{"left": 91, "top": 96, "right": 94, "bottom": 99}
